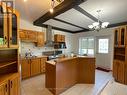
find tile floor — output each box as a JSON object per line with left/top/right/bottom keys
{"left": 21, "top": 70, "right": 113, "bottom": 95}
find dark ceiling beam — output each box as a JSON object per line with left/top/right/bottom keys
{"left": 42, "top": 24, "right": 74, "bottom": 33}
{"left": 108, "top": 21, "right": 127, "bottom": 28}
{"left": 74, "top": 6, "right": 100, "bottom": 22}
{"left": 53, "top": 18, "right": 86, "bottom": 30}
{"left": 33, "top": 0, "right": 87, "bottom": 26}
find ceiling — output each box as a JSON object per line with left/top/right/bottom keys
{"left": 15, "top": 0, "right": 127, "bottom": 33}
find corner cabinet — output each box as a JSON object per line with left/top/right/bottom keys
{"left": 113, "top": 25, "right": 127, "bottom": 85}
{"left": 114, "top": 26, "right": 126, "bottom": 47}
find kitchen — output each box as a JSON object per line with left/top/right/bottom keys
{"left": 0, "top": 0, "right": 127, "bottom": 95}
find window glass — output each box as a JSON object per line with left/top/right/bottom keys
{"left": 98, "top": 39, "right": 109, "bottom": 53}
{"left": 79, "top": 37, "right": 94, "bottom": 55}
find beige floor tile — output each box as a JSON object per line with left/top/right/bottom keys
{"left": 21, "top": 70, "right": 113, "bottom": 95}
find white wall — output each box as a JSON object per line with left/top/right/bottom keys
{"left": 19, "top": 19, "right": 74, "bottom": 57}
{"left": 73, "top": 28, "right": 115, "bottom": 70}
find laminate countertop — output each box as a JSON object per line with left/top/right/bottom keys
{"left": 46, "top": 56, "right": 95, "bottom": 65}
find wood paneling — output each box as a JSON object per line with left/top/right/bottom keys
{"left": 46, "top": 57, "right": 95, "bottom": 95}
{"left": 78, "top": 58, "right": 95, "bottom": 84}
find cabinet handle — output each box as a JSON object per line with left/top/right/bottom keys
{"left": 10, "top": 81, "right": 13, "bottom": 88}
{"left": 5, "top": 84, "right": 8, "bottom": 92}
{"left": 4, "top": 36, "right": 7, "bottom": 44}
{"left": 10, "top": 37, "right": 12, "bottom": 44}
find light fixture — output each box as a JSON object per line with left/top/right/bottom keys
{"left": 88, "top": 10, "right": 110, "bottom": 31}
{"left": 24, "top": 0, "right": 27, "bottom": 2}
{"left": 49, "top": 0, "right": 64, "bottom": 13}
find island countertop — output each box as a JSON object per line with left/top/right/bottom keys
{"left": 46, "top": 56, "right": 95, "bottom": 65}
{"left": 46, "top": 56, "right": 95, "bottom": 95}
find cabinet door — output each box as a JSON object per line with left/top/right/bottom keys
{"left": 0, "top": 81, "right": 9, "bottom": 95}
{"left": 54, "top": 34, "right": 61, "bottom": 42}
{"left": 19, "top": 30, "right": 27, "bottom": 40}
{"left": 113, "top": 60, "right": 118, "bottom": 80}
{"left": 119, "top": 26, "right": 126, "bottom": 46}
{"left": 27, "top": 31, "right": 37, "bottom": 42}
{"left": 21, "top": 59, "right": 31, "bottom": 79}
{"left": 117, "top": 61, "right": 125, "bottom": 83}
{"left": 61, "top": 35, "right": 65, "bottom": 42}
{"left": 114, "top": 28, "right": 120, "bottom": 46}
{"left": 0, "top": 7, "right": 8, "bottom": 48}
{"left": 125, "top": 64, "right": 127, "bottom": 84}
{"left": 31, "top": 58, "right": 41, "bottom": 76}
{"left": 40, "top": 57, "right": 47, "bottom": 73}
{"left": 8, "top": 9, "right": 19, "bottom": 48}
{"left": 10, "top": 76, "right": 19, "bottom": 95}
{"left": 36, "top": 32, "right": 44, "bottom": 47}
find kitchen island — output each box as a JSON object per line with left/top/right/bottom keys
{"left": 46, "top": 56, "right": 95, "bottom": 95}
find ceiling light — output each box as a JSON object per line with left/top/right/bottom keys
{"left": 24, "top": 0, "right": 27, "bottom": 2}
{"left": 88, "top": 10, "right": 110, "bottom": 31}
{"left": 50, "top": 8, "right": 54, "bottom": 13}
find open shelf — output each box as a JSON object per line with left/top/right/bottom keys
{"left": 0, "top": 61, "right": 17, "bottom": 68}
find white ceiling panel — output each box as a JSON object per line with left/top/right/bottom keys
{"left": 55, "top": 8, "right": 94, "bottom": 28}
{"left": 44, "top": 19, "right": 82, "bottom": 31}
{"left": 79, "top": 0, "right": 127, "bottom": 24}
{"left": 15, "top": 0, "right": 59, "bottom": 22}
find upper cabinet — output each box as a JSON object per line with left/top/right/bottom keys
{"left": 36, "top": 32, "right": 45, "bottom": 47}
{"left": 19, "top": 30, "right": 45, "bottom": 47}
{"left": 19, "top": 29, "right": 37, "bottom": 42}
{"left": 114, "top": 26, "right": 127, "bottom": 47}
{"left": 0, "top": 3, "right": 19, "bottom": 49}
{"left": 0, "top": 3, "right": 8, "bottom": 48}
{"left": 54, "top": 34, "right": 65, "bottom": 42}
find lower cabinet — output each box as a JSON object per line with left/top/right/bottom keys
{"left": 31, "top": 59, "right": 41, "bottom": 76}
{"left": 21, "top": 59, "right": 31, "bottom": 79}
{"left": 21, "top": 57, "right": 47, "bottom": 79}
{"left": 125, "top": 65, "right": 127, "bottom": 85}
{"left": 113, "top": 60, "right": 125, "bottom": 84}
{"left": 0, "top": 81, "right": 8, "bottom": 95}
{"left": 0, "top": 74, "right": 19, "bottom": 95}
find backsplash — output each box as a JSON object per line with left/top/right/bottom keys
{"left": 20, "top": 41, "right": 55, "bottom": 57}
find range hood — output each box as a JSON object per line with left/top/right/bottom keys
{"left": 45, "top": 25, "right": 67, "bottom": 49}
{"left": 45, "top": 25, "right": 54, "bottom": 47}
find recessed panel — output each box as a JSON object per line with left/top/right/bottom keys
{"left": 44, "top": 19, "right": 83, "bottom": 31}
{"left": 56, "top": 8, "right": 94, "bottom": 29}
{"left": 79, "top": 0, "right": 127, "bottom": 24}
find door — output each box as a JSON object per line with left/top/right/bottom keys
{"left": 36, "top": 32, "right": 44, "bottom": 47}
{"left": 0, "top": 5, "right": 8, "bottom": 48}
{"left": 8, "top": 9, "right": 19, "bottom": 48}
{"left": 0, "top": 81, "right": 9, "bottom": 95}
{"left": 96, "top": 36, "right": 112, "bottom": 69}
{"left": 119, "top": 26, "right": 126, "bottom": 47}
{"left": 10, "top": 76, "right": 19, "bottom": 95}
{"left": 21, "top": 59, "right": 31, "bottom": 79}
{"left": 31, "top": 58, "right": 41, "bottom": 76}
{"left": 27, "top": 31, "right": 37, "bottom": 42}
{"left": 113, "top": 60, "right": 118, "bottom": 79}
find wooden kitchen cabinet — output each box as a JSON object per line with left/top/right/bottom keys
{"left": 113, "top": 60, "right": 125, "bottom": 83}
{"left": 54, "top": 34, "right": 65, "bottom": 42}
{"left": 10, "top": 75, "right": 19, "bottom": 95}
{"left": 21, "top": 57, "right": 47, "bottom": 79}
{"left": 0, "top": 3, "right": 19, "bottom": 49}
{"left": 0, "top": 81, "right": 8, "bottom": 95}
{"left": 40, "top": 57, "right": 47, "bottom": 73}
{"left": 114, "top": 26, "right": 127, "bottom": 47}
{"left": 36, "top": 32, "right": 45, "bottom": 47}
{"left": 31, "top": 58, "right": 41, "bottom": 76}
{"left": 19, "top": 29, "right": 37, "bottom": 42}
{"left": 21, "top": 59, "right": 31, "bottom": 79}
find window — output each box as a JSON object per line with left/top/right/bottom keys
{"left": 79, "top": 37, "right": 94, "bottom": 55}
{"left": 98, "top": 39, "right": 109, "bottom": 53}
